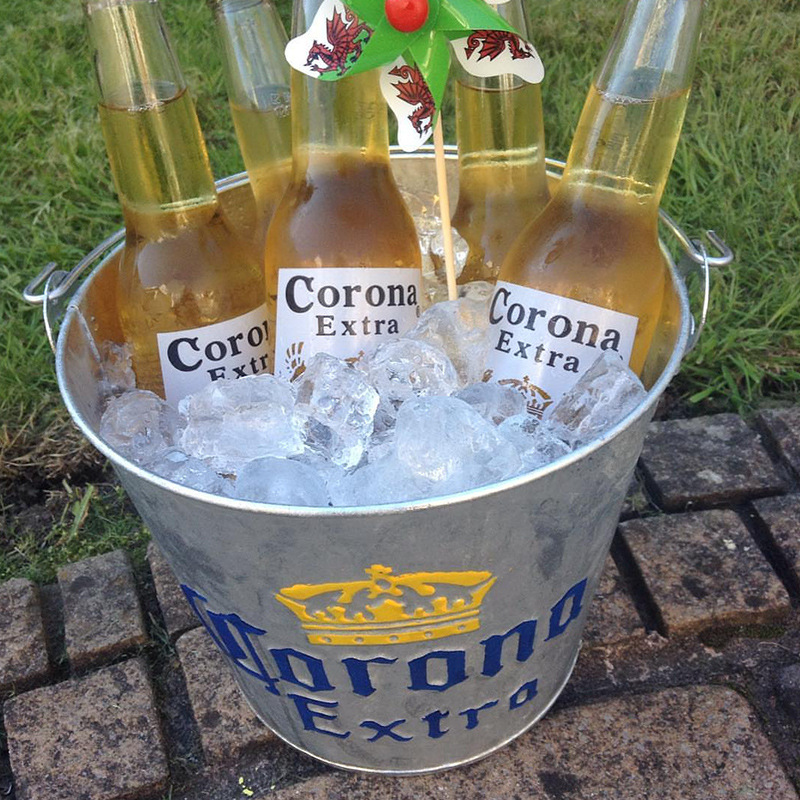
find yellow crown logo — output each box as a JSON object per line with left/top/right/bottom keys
{"left": 275, "top": 564, "right": 496, "bottom": 646}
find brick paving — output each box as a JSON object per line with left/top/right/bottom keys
{"left": 177, "top": 626, "right": 276, "bottom": 764}
{"left": 759, "top": 407, "right": 800, "bottom": 477}
{"left": 620, "top": 509, "right": 791, "bottom": 636}
{"left": 4, "top": 659, "right": 168, "bottom": 800}
{"left": 752, "top": 494, "right": 800, "bottom": 579}
{"left": 0, "top": 409, "right": 798, "bottom": 799}
{"left": 58, "top": 549, "right": 149, "bottom": 670}
{"left": 0, "top": 578, "right": 50, "bottom": 693}
{"left": 639, "top": 414, "right": 787, "bottom": 511}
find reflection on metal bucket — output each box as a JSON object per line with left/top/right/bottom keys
{"left": 30, "top": 150, "right": 732, "bottom": 774}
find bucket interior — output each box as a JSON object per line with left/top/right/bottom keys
{"left": 56, "top": 153, "right": 690, "bottom": 495}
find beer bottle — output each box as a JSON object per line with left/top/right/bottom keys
{"left": 452, "top": 0, "right": 550, "bottom": 285}
{"left": 86, "top": 0, "right": 270, "bottom": 405}
{"left": 212, "top": 0, "right": 292, "bottom": 241}
{"left": 486, "top": 0, "right": 702, "bottom": 417}
{"left": 266, "top": 0, "right": 423, "bottom": 381}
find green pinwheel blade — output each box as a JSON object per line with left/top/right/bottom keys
{"left": 343, "top": 0, "right": 384, "bottom": 21}
{"left": 329, "top": 0, "right": 443, "bottom": 79}
{"left": 322, "top": 18, "right": 422, "bottom": 78}
{"left": 408, "top": 32, "right": 450, "bottom": 113}
{"left": 437, "top": 0, "right": 515, "bottom": 36}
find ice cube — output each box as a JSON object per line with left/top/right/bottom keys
{"left": 406, "top": 293, "right": 491, "bottom": 386}
{"left": 456, "top": 382, "right": 527, "bottom": 425}
{"left": 232, "top": 457, "right": 329, "bottom": 507}
{"left": 394, "top": 396, "right": 521, "bottom": 493}
{"left": 148, "top": 448, "right": 230, "bottom": 494}
{"left": 100, "top": 390, "right": 183, "bottom": 465}
{"left": 294, "top": 353, "right": 379, "bottom": 469}
{"left": 366, "top": 339, "right": 460, "bottom": 429}
{"left": 547, "top": 351, "right": 647, "bottom": 446}
{"left": 178, "top": 374, "right": 304, "bottom": 471}
{"left": 457, "top": 281, "right": 495, "bottom": 303}
{"left": 99, "top": 341, "right": 136, "bottom": 396}
{"left": 327, "top": 453, "right": 425, "bottom": 506}
{"left": 498, "top": 414, "right": 572, "bottom": 471}
{"left": 427, "top": 227, "right": 469, "bottom": 280}
{"left": 399, "top": 187, "right": 468, "bottom": 307}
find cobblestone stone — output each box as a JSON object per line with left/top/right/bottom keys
{"left": 264, "top": 686, "right": 798, "bottom": 799}
{"left": 4, "top": 658, "right": 168, "bottom": 800}
{"left": 582, "top": 557, "right": 645, "bottom": 647}
{"left": 0, "top": 578, "right": 50, "bottom": 693}
{"left": 776, "top": 664, "right": 800, "bottom": 721}
{"left": 759, "top": 407, "right": 800, "bottom": 477}
{"left": 753, "top": 494, "right": 800, "bottom": 578}
{"left": 620, "top": 510, "right": 790, "bottom": 636}
{"left": 639, "top": 414, "right": 786, "bottom": 511}
{"left": 58, "top": 549, "right": 148, "bottom": 670}
{"left": 147, "top": 541, "right": 199, "bottom": 638}
{"left": 177, "top": 626, "right": 275, "bottom": 765}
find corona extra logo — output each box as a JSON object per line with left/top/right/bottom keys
{"left": 498, "top": 375, "right": 552, "bottom": 420}
{"left": 284, "top": 341, "right": 307, "bottom": 381}
{"left": 276, "top": 564, "right": 496, "bottom": 646}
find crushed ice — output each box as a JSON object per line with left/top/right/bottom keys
{"left": 98, "top": 288, "right": 646, "bottom": 506}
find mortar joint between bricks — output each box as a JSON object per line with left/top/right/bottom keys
{"left": 610, "top": 530, "right": 668, "bottom": 638}
{"left": 737, "top": 502, "right": 800, "bottom": 604}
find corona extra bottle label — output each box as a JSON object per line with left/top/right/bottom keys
{"left": 485, "top": 284, "right": 637, "bottom": 417}
{"left": 157, "top": 303, "right": 270, "bottom": 405}
{"left": 274, "top": 268, "right": 420, "bottom": 379}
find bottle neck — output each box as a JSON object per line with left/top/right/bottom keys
{"left": 455, "top": 77, "right": 549, "bottom": 204}
{"left": 453, "top": 0, "right": 548, "bottom": 204}
{"left": 290, "top": 68, "right": 391, "bottom": 174}
{"left": 289, "top": 0, "right": 389, "bottom": 173}
{"left": 213, "top": 0, "right": 290, "bottom": 110}
{"left": 560, "top": 0, "right": 702, "bottom": 213}
{"left": 87, "top": 0, "right": 217, "bottom": 225}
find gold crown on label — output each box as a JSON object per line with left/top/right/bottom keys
{"left": 275, "top": 564, "right": 496, "bottom": 646}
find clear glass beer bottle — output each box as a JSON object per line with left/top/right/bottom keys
{"left": 212, "top": 0, "right": 292, "bottom": 243}
{"left": 485, "top": 0, "right": 703, "bottom": 417}
{"left": 86, "top": 0, "right": 269, "bottom": 405}
{"left": 451, "top": 0, "right": 550, "bottom": 285}
{"left": 265, "top": 0, "right": 422, "bottom": 381}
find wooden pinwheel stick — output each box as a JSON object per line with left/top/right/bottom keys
{"left": 433, "top": 116, "right": 457, "bottom": 301}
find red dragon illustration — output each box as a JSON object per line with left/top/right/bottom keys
{"left": 464, "top": 30, "right": 535, "bottom": 62}
{"left": 389, "top": 64, "right": 435, "bottom": 136}
{"left": 306, "top": 8, "right": 373, "bottom": 75}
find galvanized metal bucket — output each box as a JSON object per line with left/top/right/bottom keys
{"left": 25, "top": 149, "right": 733, "bottom": 774}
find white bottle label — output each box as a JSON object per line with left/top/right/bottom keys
{"left": 274, "top": 267, "right": 421, "bottom": 380}
{"left": 485, "top": 283, "right": 639, "bottom": 418}
{"left": 157, "top": 303, "right": 270, "bottom": 406}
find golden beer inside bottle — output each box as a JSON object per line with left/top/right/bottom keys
{"left": 500, "top": 80, "right": 689, "bottom": 380}
{"left": 101, "top": 87, "right": 267, "bottom": 395}
{"left": 229, "top": 89, "right": 292, "bottom": 239}
{"left": 265, "top": 72, "right": 421, "bottom": 311}
{"left": 453, "top": 79, "right": 550, "bottom": 284}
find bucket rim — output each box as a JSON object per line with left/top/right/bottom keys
{"left": 55, "top": 166, "right": 691, "bottom": 518}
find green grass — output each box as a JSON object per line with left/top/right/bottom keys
{"left": 0, "top": 0, "right": 799, "bottom": 580}
{"left": 0, "top": 482, "right": 150, "bottom": 584}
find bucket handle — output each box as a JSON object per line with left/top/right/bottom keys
{"left": 22, "top": 231, "right": 125, "bottom": 353}
{"left": 659, "top": 209, "right": 733, "bottom": 353}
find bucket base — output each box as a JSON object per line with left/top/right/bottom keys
{"left": 239, "top": 645, "right": 582, "bottom": 776}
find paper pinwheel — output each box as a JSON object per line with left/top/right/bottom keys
{"left": 285, "top": 0, "right": 543, "bottom": 151}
